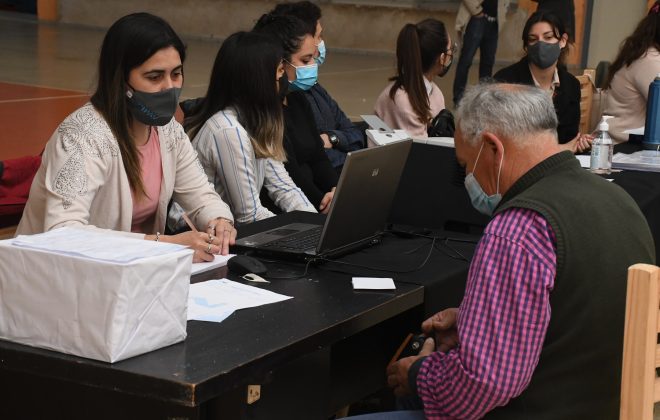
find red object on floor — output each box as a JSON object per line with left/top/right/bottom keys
{"left": 0, "top": 155, "right": 42, "bottom": 227}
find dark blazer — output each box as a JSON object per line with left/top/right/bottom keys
{"left": 494, "top": 57, "right": 581, "bottom": 143}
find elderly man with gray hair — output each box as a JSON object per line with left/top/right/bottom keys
{"left": 379, "top": 83, "right": 655, "bottom": 420}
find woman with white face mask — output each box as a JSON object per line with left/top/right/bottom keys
{"left": 17, "top": 13, "right": 237, "bottom": 261}
{"left": 494, "top": 11, "right": 590, "bottom": 153}
{"left": 253, "top": 14, "right": 338, "bottom": 214}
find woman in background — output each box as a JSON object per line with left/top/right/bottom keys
{"left": 604, "top": 2, "right": 660, "bottom": 143}
{"left": 374, "top": 18, "right": 453, "bottom": 138}
{"left": 494, "top": 11, "right": 590, "bottom": 152}
{"left": 17, "top": 13, "right": 236, "bottom": 260}
{"left": 184, "top": 31, "right": 316, "bottom": 225}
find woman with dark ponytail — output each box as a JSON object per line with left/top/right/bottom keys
{"left": 374, "top": 19, "right": 454, "bottom": 138}
{"left": 603, "top": 1, "right": 660, "bottom": 142}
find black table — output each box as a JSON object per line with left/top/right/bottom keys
{"left": 0, "top": 212, "right": 475, "bottom": 419}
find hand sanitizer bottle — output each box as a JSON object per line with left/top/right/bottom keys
{"left": 590, "top": 116, "right": 614, "bottom": 174}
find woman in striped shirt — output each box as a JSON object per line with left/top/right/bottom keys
{"left": 184, "top": 31, "right": 316, "bottom": 225}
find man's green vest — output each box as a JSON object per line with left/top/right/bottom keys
{"left": 485, "top": 151, "right": 655, "bottom": 420}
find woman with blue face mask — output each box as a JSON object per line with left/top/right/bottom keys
{"left": 494, "top": 11, "right": 591, "bottom": 153}
{"left": 253, "top": 14, "right": 338, "bottom": 213}
{"left": 270, "top": 1, "right": 365, "bottom": 176}
{"left": 16, "top": 13, "right": 237, "bottom": 261}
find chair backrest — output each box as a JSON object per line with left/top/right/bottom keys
{"left": 576, "top": 69, "right": 596, "bottom": 134}
{"left": 620, "top": 263, "right": 660, "bottom": 420}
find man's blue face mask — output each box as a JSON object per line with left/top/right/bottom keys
{"left": 286, "top": 60, "right": 318, "bottom": 91}
{"left": 315, "top": 40, "right": 326, "bottom": 65}
{"left": 464, "top": 142, "right": 504, "bottom": 216}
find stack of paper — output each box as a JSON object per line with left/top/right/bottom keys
{"left": 612, "top": 150, "right": 660, "bottom": 172}
{"left": 12, "top": 227, "right": 187, "bottom": 263}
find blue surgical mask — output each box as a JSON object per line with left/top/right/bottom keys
{"left": 464, "top": 142, "right": 504, "bottom": 216}
{"left": 315, "top": 40, "right": 326, "bottom": 65}
{"left": 286, "top": 60, "right": 318, "bottom": 91}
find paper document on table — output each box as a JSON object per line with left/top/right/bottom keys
{"left": 612, "top": 150, "right": 660, "bottom": 172}
{"left": 575, "top": 155, "right": 591, "bottom": 168}
{"left": 12, "top": 227, "right": 186, "bottom": 263}
{"left": 188, "top": 279, "right": 292, "bottom": 322}
{"left": 190, "top": 254, "right": 234, "bottom": 275}
{"left": 352, "top": 277, "right": 396, "bottom": 290}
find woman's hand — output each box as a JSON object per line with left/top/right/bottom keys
{"left": 319, "top": 187, "right": 336, "bottom": 214}
{"left": 563, "top": 133, "right": 594, "bottom": 154}
{"left": 158, "top": 231, "right": 223, "bottom": 263}
{"left": 205, "top": 217, "right": 237, "bottom": 256}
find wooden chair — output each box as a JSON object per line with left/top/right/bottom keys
{"left": 0, "top": 225, "right": 16, "bottom": 240}
{"left": 620, "top": 263, "right": 660, "bottom": 419}
{"left": 575, "top": 69, "right": 596, "bottom": 134}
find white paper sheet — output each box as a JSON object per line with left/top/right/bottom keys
{"left": 12, "top": 227, "right": 186, "bottom": 264}
{"left": 352, "top": 277, "right": 396, "bottom": 290}
{"left": 575, "top": 155, "right": 591, "bottom": 169}
{"left": 190, "top": 254, "right": 234, "bottom": 275}
{"left": 187, "top": 279, "right": 292, "bottom": 322}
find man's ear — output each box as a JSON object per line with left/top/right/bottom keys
{"left": 481, "top": 131, "right": 504, "bottom": 158}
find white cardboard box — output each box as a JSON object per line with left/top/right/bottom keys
{"left": 0, "top": 240, "right": 193, "bottom": 363}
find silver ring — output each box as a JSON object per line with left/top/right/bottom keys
{"left": 208, "top": 224, "right": 216, "bottom": 233}
{"left": 206, "top": 243, "right": 213, "bottom": 254}
{"left": 208, "top": 233, "right": 214, "bottom": 243}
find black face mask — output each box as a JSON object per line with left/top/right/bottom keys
{"left": 438, "top": 55, "right": 453, "bottom": 77}
{"left": 278, "top": 74, "right": 289, "bottom": 101}
{"left": 527, "top": 41, "right": 561, "bottom": 69}
{"left": 126, "top": 86, "right": 181, "bottom": 126}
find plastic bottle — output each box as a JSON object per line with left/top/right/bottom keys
{"left": 644, "top": 73, "right": 660, "bottom": 149}
{"left": 590, "top": 116, "right": 613, "bottom": 174}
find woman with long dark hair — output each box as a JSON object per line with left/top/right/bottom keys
{"left": 253, "top": 14, "right": 337, "bottom": 212}
{"left": 185, "top": 31, "right": 316, "bottom": 225}
{"left": 604, "top": 2, "right": 660, "bottom": 142}
{"left": 374, "top": 18, "right": 454, "bottom": 138}
{"left": 17, "top": 13, "right": 236, "bottom": 261}
{"left": 494, "top": 11, "right": 589, "bottom": 152}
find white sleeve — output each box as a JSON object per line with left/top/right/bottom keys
{"left": 263, "top": 158, "right": 317, "bottom": 213}
{"left": 195, "top": 123, "right": 276, "bottom": 224}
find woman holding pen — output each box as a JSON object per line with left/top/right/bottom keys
{"left": 16, "top": 13, "right": 236, "bottom": 261}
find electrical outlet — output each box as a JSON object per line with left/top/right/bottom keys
{"left": 247, "top": 384, "right": 261, "bottom": 404}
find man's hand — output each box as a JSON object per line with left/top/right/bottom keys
{"left": 421, "top": 308, "right": 459, "bottom": 353}
{"left": 386, "top": 338, "right": 435, "bottom": 397}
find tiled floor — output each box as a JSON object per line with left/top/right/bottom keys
{"left": 0, "top": 10, "right": 493, "bottom": 160}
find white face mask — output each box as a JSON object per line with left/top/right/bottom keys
{"left": 464, "top": 142, "right": 504, "bottom": 216}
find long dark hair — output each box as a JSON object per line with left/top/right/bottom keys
{"left": 522, "top": 11, "right": 570, "bottom": 65}
{"left": 252, "top": 13, "right": 308, "bottom": 62}
{"left": 90, "top": 12, "right": 186, "bottom": 198}
{"left": 185, "top": 32, "right": 286, "bottom": 160}
{"left": 271, "top": 1, "right": 321, "bottom": 37}
{"left": 606, "top": 3, "right": 660, "bottom": 88}
{"left": 389, "top": 18, "right": 448, "bottom": 125}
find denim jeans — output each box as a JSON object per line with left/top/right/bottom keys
{"left": 452, "top": 16, "right": 499, "bottom": 105}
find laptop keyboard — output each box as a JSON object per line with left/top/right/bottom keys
{"left": 263, "top": 226, "right": 322, "bottom": 251}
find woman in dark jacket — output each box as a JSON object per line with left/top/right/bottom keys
{"left": 494, "top": 11, "right": 590, "bottom": 152}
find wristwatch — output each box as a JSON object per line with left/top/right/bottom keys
{"left": 328, "top": 133, "right": 339, "bottom": 147}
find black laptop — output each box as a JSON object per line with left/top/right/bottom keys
{"left": 234, "top": 139, "right": 413, "bottom": 260}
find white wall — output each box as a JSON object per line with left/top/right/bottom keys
{"left": 587, "top": 0, "right": 646, "bottom": 68}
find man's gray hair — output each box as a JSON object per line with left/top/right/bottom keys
{"left": 456, "top": 83, "right": 559, "bottom": 146}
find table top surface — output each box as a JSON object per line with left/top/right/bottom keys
{"left": 0, "top": 212, "right": 451, "bottom": 407}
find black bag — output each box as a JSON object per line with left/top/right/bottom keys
{"left": 427, "top": 109, "right": 455, "bottom": 137}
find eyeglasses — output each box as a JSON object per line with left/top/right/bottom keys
{"left": 446, "top": 42, "right": 458, "bottom": 55}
